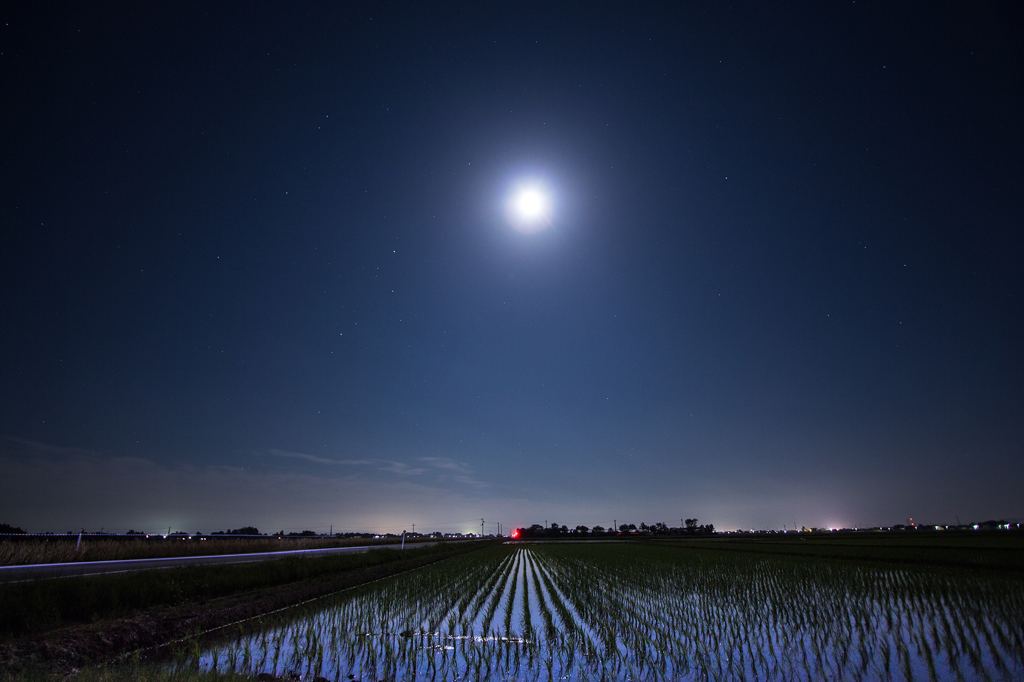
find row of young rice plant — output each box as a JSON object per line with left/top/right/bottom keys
{"left": 165, "top": 542, "right": 1024, "bottom": 681}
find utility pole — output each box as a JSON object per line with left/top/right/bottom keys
{"left": 412, "top": 524, "right": 415, "bottom": 534}
{"left": 330, "top": 525, "right": 332, "bottom": 536}
{"left": 481, "top": 518, "right": 485, "bottom": 537}
{"left": 614, "top": 519, "right": 617, "bottom": 533}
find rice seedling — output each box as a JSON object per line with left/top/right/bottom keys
{"left": 161, "top": 542, "right": 1024, "bottom": 681}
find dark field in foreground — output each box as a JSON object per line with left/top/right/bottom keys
{"left": 0, "top": 541, "right": 493, "bottom": 678}
{"left": 166, "top": 538, "right": 1023, "bottom": 681}
{"left": 4, "top": 535, "right": 1023, "bottom": 681}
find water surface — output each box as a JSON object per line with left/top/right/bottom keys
{"left": 169, "top": 543, "right": 1024, "bottom": 681}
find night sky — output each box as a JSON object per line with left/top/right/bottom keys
{"left": 2, "top": 3, "right": 1022, "bottom": 535}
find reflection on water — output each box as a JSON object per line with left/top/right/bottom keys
{"left": 168, "top": 544, "right": 1024, "bottom": 681}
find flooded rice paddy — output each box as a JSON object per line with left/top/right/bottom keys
{"left": 170, "top": 543, "right": 1024, "bottom": 681}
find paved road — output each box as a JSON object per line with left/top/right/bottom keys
{"left": 0, "top": 540, "right": 459, "bottom": 581}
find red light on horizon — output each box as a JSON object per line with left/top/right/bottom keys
{"left": 511, "top": 529, "right": 519, "bottom": 539}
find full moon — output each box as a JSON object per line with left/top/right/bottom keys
{"left": 506, "top": 183, "right": 553, "bottom": 233}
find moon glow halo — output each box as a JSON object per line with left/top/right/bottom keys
{"left": 506, "top": 183, "right": 553, "bottom": 233}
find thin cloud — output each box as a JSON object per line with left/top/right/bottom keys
{"left": 419, "top": 457, "right": 489, "bottom": 487}
{"left": 3, "top": 436, "right": 112, "bottom": 459}
{"left": 268, "top": 449, "right": 342, "bottom": 465}
{"left": 0, "top": 448, "right": 525, "bottom": 534}
{"left": 377, "top": 461, "right": 428, "bottom": 476}
{"left": 267, "top": 450, "right": 425, "bottom": 475}
{"left": 419, "top": 456, "right": 471, "bottom": 474}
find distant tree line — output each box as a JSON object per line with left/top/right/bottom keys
{"left": 211, "top": 526, "right": 262, "bottom": 535}
{"left": 514, "top": 519, "right": 715, "bottom": 539}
